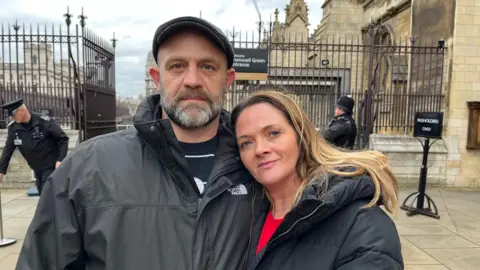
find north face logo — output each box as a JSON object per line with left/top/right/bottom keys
{"left": 228, "top": 184, "right": 248, "bottom": 195}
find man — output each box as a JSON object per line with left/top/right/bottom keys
{"left": 0, "top": 99, "right": 69, "bottom": 194}
{"left": 16, "top": 16, "right": 263, "bottom": 269}
{"left": 323, "top": 95, "right": 358, "bottom": 149}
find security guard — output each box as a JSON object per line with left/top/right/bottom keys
{"left": 0, "top": 99, "right": 69, "bottom": 194}
{"left": 323, "top": 95, "right": 358, "bottom": 149}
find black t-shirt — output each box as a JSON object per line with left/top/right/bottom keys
{"left": 179, "top": 136, "right": 218, "bottom": 195}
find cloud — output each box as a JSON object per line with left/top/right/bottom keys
{"left": 2, "top": 0, "right": 324, "bottom": 97}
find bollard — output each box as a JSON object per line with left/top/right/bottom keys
{"left": 0, "top": 184, "right": 17, "bottom": 247}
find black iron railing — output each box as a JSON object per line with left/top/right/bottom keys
{"left": 222, "top": 23, "right": 446, "bottom": 148}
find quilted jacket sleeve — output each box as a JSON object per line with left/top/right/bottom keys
{"left": 334, "top": 206, "right": 404, "bottom": 270}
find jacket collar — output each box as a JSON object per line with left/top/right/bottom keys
{"left": 11, "top": 113, "right": 40, "bottom": 131}
{"left": 132, "top": 93, "right": 245, "bottom": 199}
{"left": 132, "top": 93, "right": 238, "bottom": 158}
{"left": 294, "top": 172, "right": 376, "bottom": 221}
{"left": 263, "top": 169, "right": 377, "bottom": 247}
{"left": 334, "top": 112, "right": 350, "bottom": 120}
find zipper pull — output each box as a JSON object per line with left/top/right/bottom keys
{"left": 197, "top": 198, "right": 202, "bottom": 211}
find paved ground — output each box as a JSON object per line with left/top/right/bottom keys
{"left": 0, "top": 187, "right": 479, "bottom": 269}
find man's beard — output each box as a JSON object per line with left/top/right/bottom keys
{"left": 158, "top": 83, "right": 225, "bottom": 129}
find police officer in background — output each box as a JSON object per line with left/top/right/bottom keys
{"left": 323, "top": 95, "right": 357, "bottom": 149}
{"left": 0, "top": 99, "right": 69, "bottom": 195}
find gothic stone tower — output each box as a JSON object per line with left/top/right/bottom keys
{"left": 269, "top": 0, "right": 310, "bottom": 68}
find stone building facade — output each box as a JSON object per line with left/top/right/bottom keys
{"left": 310, "top": 0, "right": 477, "bottom": 188}
{"left": 145, "top": 51, "right": 156, "bottom": 96}
{"left": 0, "top": 43, "right": 85, "bottom": 91}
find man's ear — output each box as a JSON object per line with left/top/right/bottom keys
{"left": 149, "top": 66, "right": 161, "bottom": 87}
{"left": 225, "top": 68, "right": 236, "bottom": 93}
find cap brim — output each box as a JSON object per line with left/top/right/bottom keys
{"left": 153, "top": 20, "right": 231, "bottom": 67}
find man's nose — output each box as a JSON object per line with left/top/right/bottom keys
{"left": 183, "top": 66, "right": 202, "bottom": 89}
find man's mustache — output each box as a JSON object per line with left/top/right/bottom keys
{"left": 175, "top": 89, "right": 213, "bottom": 104}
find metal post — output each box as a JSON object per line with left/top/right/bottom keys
{"left": 416, "top": 137, "right": 429, "bottom": 209}
{"left": 400, "top": 137, "right": 441, "bottom": 219}
{"left": 363, "top": 25, "right": 375, "bottom": 148}
{"left": 0, "top": 184, "right": 17, "bottom": 247}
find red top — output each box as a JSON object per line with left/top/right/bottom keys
{"left": 256, "top": 211, "right": 284, "bottom": 254}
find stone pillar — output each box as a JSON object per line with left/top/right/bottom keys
{"left": 444, "top": 0, "right": 480, "bottom": 187}
{"left": 317, "top": 0, "right": 364, "bottom": 38}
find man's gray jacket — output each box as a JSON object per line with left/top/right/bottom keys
{"left": 16, "top": 93, "right": 263, "bottom": 270}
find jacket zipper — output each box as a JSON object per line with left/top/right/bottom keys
{"left": 250, "top": 202, "right": 325, "bottom": 270}
{"left": 192, "top": 159, "right": 245, "bottom": 270}
{"left": 196, "top": 160, "right": 242, "bottom": 211}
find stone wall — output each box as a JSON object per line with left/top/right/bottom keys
{"left": 411, "top": 0, "right": 456, "bottom": 41}
{"left": 384, "top": 6, "right": 411, "bottom": 41}
{"left": 442, "top": 0, "right": 480, "bottom": 188}
{"left": 317, "top": 0, "right": 364, "bottom": 37}
{"left": 0, "top": 128, "right": 80, "bottom": 188}
{"left": 369, "top": 134, "right": 449, "bottom": 187}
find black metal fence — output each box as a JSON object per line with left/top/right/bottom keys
{"left": 223, "top": 23, "right": 446, "bottom": 148}
{"left": 0, "top": 21, "right": 81, "bottom": 128}
{"left": 0, "top": 8, "right": 116, "bottom": 142}
{"left": 80, "top": 26, "right": 117, "bottom": 140}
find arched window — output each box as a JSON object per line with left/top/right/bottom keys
{"left": 373, "top": 24, "right": 395, "bottom": 95}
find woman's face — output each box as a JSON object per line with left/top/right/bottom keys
{"left": 235, "top": 102, "right": 300, "bottom": 188}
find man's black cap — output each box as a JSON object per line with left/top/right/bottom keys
{"left": 336, "top": 95, "right": 354, "bottom": 115}
{"left": 152, "top": 16, "right": 234, "bottom": 68}
{"left": 0, "top": 98, "right": 23, "bottom": 116}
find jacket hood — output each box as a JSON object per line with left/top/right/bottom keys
{"left": 288, "top": 171, "right": 376, "bottom": 223}
{"left": 133, "top": 93, "right": 161, "bottom": 124}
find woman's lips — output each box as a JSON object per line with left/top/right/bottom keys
{"left": 258, "top": 160, "right": 277, "bottom": 169}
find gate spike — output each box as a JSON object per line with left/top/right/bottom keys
{"left": 64, "top": 6, "right": 73, "bottom": 27}
{"left": 111, "top": 32, "right": 117, "bottom": 49}
{"left": 13, "top": 19, "right": 20, "bottom": 31}
{"left": 78, "top": 7, "right": 87, "bottom": 28}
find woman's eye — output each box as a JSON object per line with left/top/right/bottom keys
{"left": 268, "top": 130, "right": 280, "bottom": 137}
{"left": 239, "top": 141, "right": 252, "bottom": 149}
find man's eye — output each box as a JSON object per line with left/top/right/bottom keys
{"left": 171, "top": 63, "right": 184, "bottom": 69}
{"left": 201, "top": 64, "right": 215, "bottom": 71}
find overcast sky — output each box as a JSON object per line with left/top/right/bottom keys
{"left": 1, "top": 0, "right": 324, "bottom": 97}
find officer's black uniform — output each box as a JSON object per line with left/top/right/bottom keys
{"left": 324, "top": 96, "right": 357, "bottom": 149}
{"left": 0, "top": 99, "right": 69, "bottom": 194}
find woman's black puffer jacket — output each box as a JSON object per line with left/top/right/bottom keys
{"left": 246, "top": 173, "right": 404, "bottom": 270}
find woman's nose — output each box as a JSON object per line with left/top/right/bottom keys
{"left": 254, "top": 139, "right": 270, "bottom": 156}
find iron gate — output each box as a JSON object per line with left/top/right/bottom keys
{"left": 76, "top": 11, "right": 117, "bottom": 141}
{"left": 0, "top": 8, "right": 117, "bottom": 142}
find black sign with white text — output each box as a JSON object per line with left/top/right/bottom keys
{"left": 413, "top": 112, "right": 444, "bottom": 139}
{"left": 232, "top": 48, "right": 268, "bottom": 73}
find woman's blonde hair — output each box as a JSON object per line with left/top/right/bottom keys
{"left": 231, "top": 89, "right": 399, "bottom": 215}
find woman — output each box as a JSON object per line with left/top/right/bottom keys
{"left": 231, "top": 90, "right": 403, "bottom": 270}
